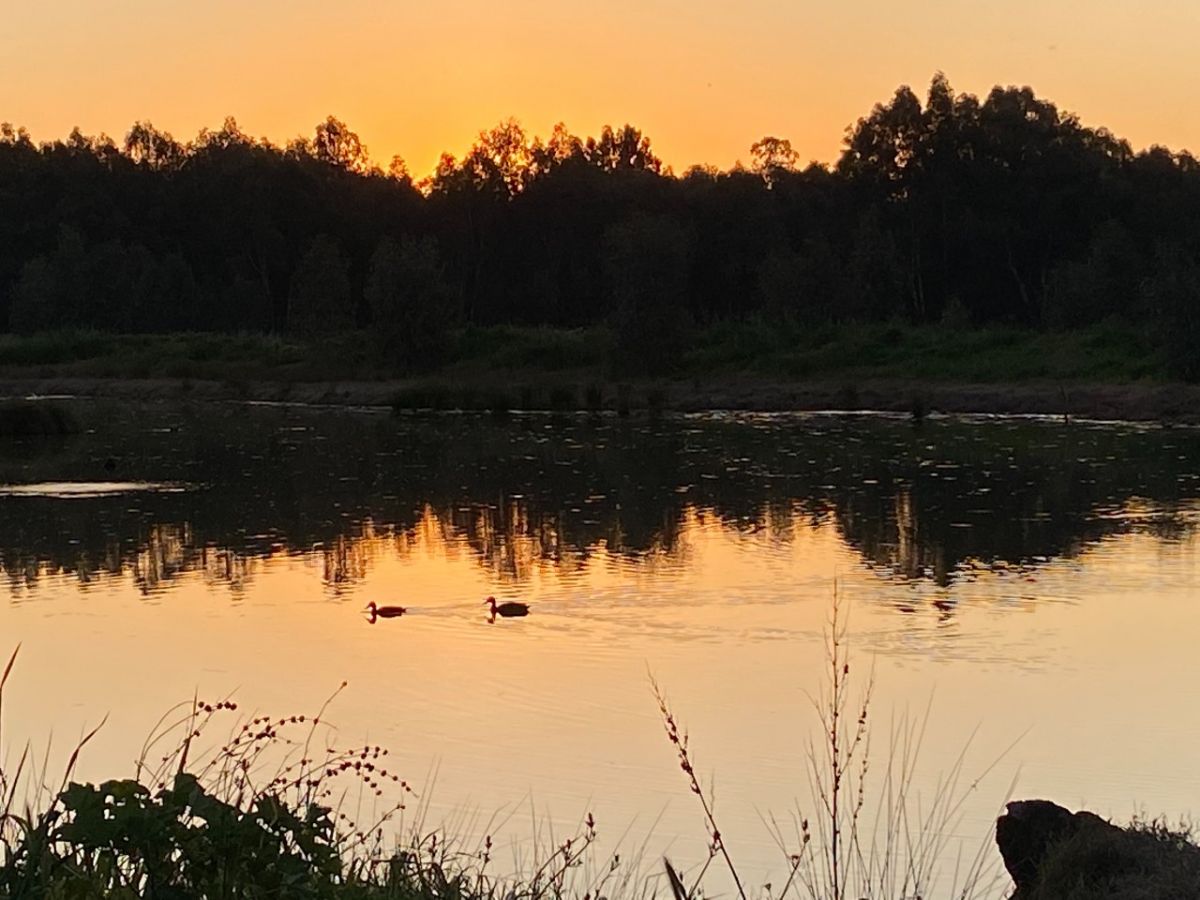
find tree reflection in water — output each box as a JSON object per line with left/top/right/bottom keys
{"left": 1, "top": 402, "right": 1197, "bottom": 596}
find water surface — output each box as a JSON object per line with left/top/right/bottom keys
{"left": 2, "top": 401, "right": 1197, "bottom": 890}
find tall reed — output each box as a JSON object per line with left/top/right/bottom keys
{"left": 656, "top": 591, "right": 1016, "bottom": 900}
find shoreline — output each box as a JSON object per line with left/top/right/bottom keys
{"left": 2, "top": 373, "right": 1198, "bottom": 423}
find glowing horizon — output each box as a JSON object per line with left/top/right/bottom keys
{"left": 3, "top": 0, "right": 1199, "bottom": 178}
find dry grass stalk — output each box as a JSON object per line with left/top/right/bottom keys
{"left": 655, "top": 588, "right": 1016, "bottom": 900}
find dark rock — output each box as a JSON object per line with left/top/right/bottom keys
{"left": 996, "top": 800, "right": 1078, "bottom": 894}
{"left": 997, "top": 799, "right": 1200, "bottom": 899}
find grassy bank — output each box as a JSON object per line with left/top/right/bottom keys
{"left": 1021, "top": 816, "right": 1200, "bottom": 899}
{"left": 0, "top": 322, "right": 1191, "bottom": 422}
{"left": 0, "top": 321, "right": 1170, "bottom": 386}
{"left": 0, "top": 321, "right": 1192, "bottom": 425}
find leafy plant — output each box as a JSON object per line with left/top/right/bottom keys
{"left": 0, "top": 651, "right": 625, "bottom": 900}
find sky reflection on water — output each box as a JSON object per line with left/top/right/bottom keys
{"left": 1, "top": 402, "right": 1197, "bottom": 892}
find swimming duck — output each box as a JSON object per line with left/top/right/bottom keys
{"left": 484, "top": 596, "right": 529, "bottom": 618}
{"left": 365, "top": 602, "right": 407, "bottom": 623}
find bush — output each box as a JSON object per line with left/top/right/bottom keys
{"left": 604, "top": 214, "right": 693, "bottom": 376}
{"left": 0, "top": 646, "right": 613, "bottom": 900}
{"left": 288, "top": 235, "right": 354, "bottom": 337}
{"left": 1142, "top": 248, "right": 1200, "bottom": 382}
{"left": 366, "top": 236, "right": 457, "bottom": 373}
{"left": 8, "top": 228, "right": 207, "bottom": 335}
{"left": 1029, "top": 817, "right": 1200, "bottom": 899}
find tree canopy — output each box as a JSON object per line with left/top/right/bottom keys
{"left": 1, "top": 75, "right": 1198, "bottom": 375}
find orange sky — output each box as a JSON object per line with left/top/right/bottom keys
{"left": 2, "top": 0, "right": 1198, "bottom": 177}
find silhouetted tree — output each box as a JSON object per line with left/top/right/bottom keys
{"left": 605, "top": 213, "right": 693, "bottom": 374}
{"left": 1045, "top": 221, "right": 1145, "bottom": 326}
{"left": 750, "top": 136, "right": 799, "bottom": 184}
{"left": 288, "top": 235, "right": 352, "bottom": 336}
{"left": 9, "top": 257, "right": 59, "bottom": 334}
{"left": 297, "top": 116, "right": 373, "bottom": 174}
{"left": 387, "top": 155, "right": 411, "bottom": 183}
{"left": 1143, "top": 246, "right": 1200, "bottom": 380}
{"left": 124, "top": 121, "right": 184, "bottom": 171}
{"left": 365, "top": 236, "right": 456, "bottom": 369}
{"left": 0, "top": 79, "right": 1197, "bottom": 377}
{"left": 10, "top": 227, "right": 89, "bottom": 332}
{"left": 585, "top": 125, "right": 665, "bottom": 174}
{"left": 440, "top": 119, "right": 534, "bottom": 198}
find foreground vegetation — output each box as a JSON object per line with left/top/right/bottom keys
{"left": 0, "top": 652, "right": 626, "bottom": 900}
{"left": 1018, "top": 816, "right": 1200, "bottom": 900}
{"left": 653, "top": 597, "right": 1014, "bottom": 900}
{"left": 0, "top": 606, "right": 1011, "bottom": 900}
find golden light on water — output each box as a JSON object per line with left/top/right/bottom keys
{"left": 4, "top": 502, "right": 1198, "bottom": 872}
{"left": 2, "top": 401, "right": 1199, "bottom": 894}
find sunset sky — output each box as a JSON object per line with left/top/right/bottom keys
{"left": 3, "top": 0, "right": 1198, "bottom": 177}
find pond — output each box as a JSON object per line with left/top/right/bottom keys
{"left": 1, "top": 400, "right": 1198, "bottom": 893}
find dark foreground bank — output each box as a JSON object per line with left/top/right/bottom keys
{"left": 997, "top": 800, "right": 1200, "bottom": 899}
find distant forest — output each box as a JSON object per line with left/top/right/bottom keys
{"left": 2, "top": 75, "right": 1198, "bottom": 376}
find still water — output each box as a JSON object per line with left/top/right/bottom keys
{"left": 1, "top": 401, "right": 1198, "bottom": 891}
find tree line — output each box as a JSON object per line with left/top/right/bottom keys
{"left": 1, "top": 74, "right": 1198, "bottom": 376}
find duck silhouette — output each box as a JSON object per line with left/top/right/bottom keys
{"left": 365, "top": 602, "right": 407, "bottom": 624}
{"left": 484, "top": 596, "right": 529, "bottom": 620}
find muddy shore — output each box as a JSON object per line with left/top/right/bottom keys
{"left": 2, "top": 374, "right": 1197, "bottom": 423}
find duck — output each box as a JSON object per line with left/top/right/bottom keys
{"left": 484, "top": 596, "right": 529, "bottom": 618}
{"left": 365, "top": 601, "right": 407, "bottom": 623}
